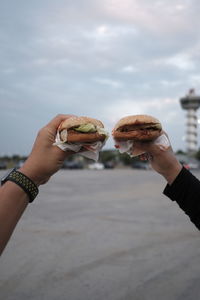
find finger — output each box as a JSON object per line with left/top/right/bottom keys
{"left": 46, "top": 114, "right": 76, "bottom": 134}
{"left": 134, "top": 140, "right": 154, "bottom": 153}
{"left": 134, "top": 132, "right": 170, "bottom": 154}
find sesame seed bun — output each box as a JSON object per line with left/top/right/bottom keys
{"left": 59, "top": 116, "right": 104, "bottom": 130}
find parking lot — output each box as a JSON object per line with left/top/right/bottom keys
{"left": 0, "top": 169, "right": 200, "bottom": 300}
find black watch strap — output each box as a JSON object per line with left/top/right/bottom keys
{"left": 1, "top": 168, "right": 39, "bottom": 203}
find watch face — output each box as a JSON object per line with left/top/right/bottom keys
{"left": 1, "top": 168, "right": 16, "bottom": 185}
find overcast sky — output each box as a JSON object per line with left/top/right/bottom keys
{"left": 1, "top": 0, "right": 200, "bottom": 155}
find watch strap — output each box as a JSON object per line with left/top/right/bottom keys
{"left": 3, "top": 169, "right": 38, "bottom": 203}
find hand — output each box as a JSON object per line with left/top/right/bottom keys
{"left": 134, "top": 133, "right": 182, "bottom": 184}
{"left": 19, "top": 114, "right": 75, "bottom": 185}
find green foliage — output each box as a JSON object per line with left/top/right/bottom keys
{"left": 118, "top": 152, "right": 132, "bottom": 165}
{"left": 0, "top": 150, "right": 144, "bottom": 167}
{"left": 195, "top": 149, "right": 200, "bottom": 161}
{"left": 99, "top": 150, "right": 116, "bottom": 163}
{"left": 176, "top": 149, "right": 186, "bottom": 155}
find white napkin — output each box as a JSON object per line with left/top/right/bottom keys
{"left": 114, "top": 134, "right": 170, "bottom": 157}
{"left": 53, "top": 131, "right": 106, "bottom": 161}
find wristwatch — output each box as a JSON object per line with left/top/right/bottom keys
{"left": 1, "top": 168, "right": 39, "bottom": 203}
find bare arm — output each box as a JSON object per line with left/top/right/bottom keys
{"left": 0, "top": 181, "right": 29, "bottom": 255}
{"left": 0, "top": 114, "right": 74, "bottom": 255}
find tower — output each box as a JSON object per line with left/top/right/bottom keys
{"left": 180, "top": 89, "right": 200, "bottom": 154}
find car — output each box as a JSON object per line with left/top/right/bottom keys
{"left": 0, "top": 161, "right": 7, "bottom": 170}
{"left": 183, "top": 163, "right": 190, "bottom": 170}
{"left": 187, "top": 162, "right": 199, "bottom": 170}
{"left": 131, "top": 161, "right": 150, "bottom": 170}
{"left": 103, "top": 161, "right": 115, "bottom": 169}
{"left": 179, "top": 160, "right": 199, "bottom": 170}
{"left": 62, "top": 161, "right": 83, "bottom": 169}
{"left": 15, "top": 160, "right": 26, "bottom": 168}
{"left": 88, "top": 162, "right": 104, "bottom": 170}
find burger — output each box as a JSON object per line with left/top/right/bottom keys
{"left": 54, "top": 116, "right": 109, "bottom": 161}
{"left": 58, "top": 116, "right": 108, "bottom": 143}
{"left": 112, "top": 114, "right": 162, "bottom": 157}
{"left": 112, "top": 114, "right": 162, "bottom": 142}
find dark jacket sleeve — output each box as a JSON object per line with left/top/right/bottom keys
{"left": 163, "top": 167, "right": 200, "bottom": 230}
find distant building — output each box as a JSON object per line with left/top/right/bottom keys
{"left": 180, "top": 89, "right": 200, "bottom": 154}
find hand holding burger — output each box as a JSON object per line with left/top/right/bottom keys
{"left": 112, "top": 114, "right": 166, "bottom": 157}
{"left": 54, "top": 116, "right": 109, "bottom": 161}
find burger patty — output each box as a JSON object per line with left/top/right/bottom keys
{"left": 67, "top": 129, "right": 97, "bottom": 134}
{"left": 60, "top": 129, "right": 106, "bottom": 143}
{"left": 113, "top": 123, "right": 162, "bottom": 141}
{"left": 117, "top": 124, "right": 161, "bottom": 132}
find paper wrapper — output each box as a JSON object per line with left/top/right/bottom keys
{"left": 53, "top": 131, "right": 106, "bottom": 161}
{"left": 114, "top": 134, "right": 170, "bottom": 157}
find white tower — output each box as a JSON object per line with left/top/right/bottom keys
{"left": 180, "top": 89, "right": 200, "bottom": 154}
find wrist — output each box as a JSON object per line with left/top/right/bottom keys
{"left": 1, "top": 168, "right": 39, "bottom": 203}
{"left": 162, "top": 163, "right": 182, "bottom": 185}
{"left": 19, "top": 165, "right": 45, "bottom": 187}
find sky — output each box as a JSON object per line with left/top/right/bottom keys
{"left": 1, "top": 0, "right": 200, "bottom": 155}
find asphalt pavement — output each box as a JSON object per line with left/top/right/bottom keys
{"left": 0, "top": 169, "right": 200, "bottom": 300}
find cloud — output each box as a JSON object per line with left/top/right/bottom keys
{"left": 104, "top": 97, "right": 179, "bottom": 123}
{"left": 100, "top": 0, "right": 197, "bottom": 35}
{"left": 121, "top": 65, "right": 138, "bottom": 73}
{"left": 94, "top": 77, "right": 123, "bottom": 88}
{"left": 1, "top": 0, "right": 200, "bottom": 154}
{"left": 165, "top": 53, "right": 195, "bottom": 70}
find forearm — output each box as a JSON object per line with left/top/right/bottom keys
{"left": 0, "top": 115, "right": 74, "bottom": 255}
{"left": 0, "top": 181, "right": 28, "bottom": 255}
{"left": 164, "top": 167, "right": 200, "bottom": 230}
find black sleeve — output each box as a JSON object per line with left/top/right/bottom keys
{"left": 163, "top": 167, "right": 200, "bottom": 230}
